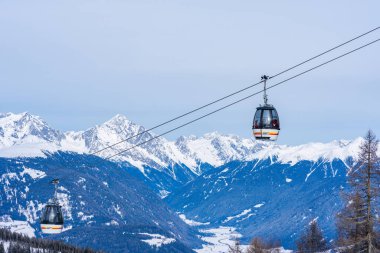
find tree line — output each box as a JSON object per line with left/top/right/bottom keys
{"left": 228, "top": 130, "right": 380, "bottom": 253}
{"left": 0, "top": 227, "right": 101, "bottom": 253}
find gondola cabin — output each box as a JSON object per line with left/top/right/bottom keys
{"left": 40, "top": 179, "right": 64, "bottom": 234}
{"left": 40, "top": 204, "right": 64, "bottom": 234}
{"left": 252, "top": 105, "right": 280, "bottom": 141}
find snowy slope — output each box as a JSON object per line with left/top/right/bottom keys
{"left": 174, "top": 132, "right": 264, "bottom": 168}
{"left": 0, "top": 113, "right": 63, "bottom": 147}
{"left": 0, "top": 112, "right": 63, "bottom": 157}
{"left": 245, "top": 138, "right": 365, "bottom": 165}
{"left": 166, "top": 158, "right": 351, "bottom": 249}
{"left": 0, "top": 153, "right": 201, "bottom": 252}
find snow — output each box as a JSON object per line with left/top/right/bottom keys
{"left": 77, "top": 212, "right": 94, "bottom": 221}
{"left": 113, "top": 204, "right": 123, "bottom": 218}
{"left": 77, "top": 177, "right": 86, "bottom": 184}
{"left": 285, "top": 177, "right": 292, "bottom": 183}
{"left": 273, "top": 249, "right": 293, "bottom": 253}
{"left": 196, "top": 226, "right": 247, "bottom": 253}
{"left": 223, "top": 209, "right": 252, "bottom": 223}
{"left": 60, "top": 131, "right": 87, "bottom": 153}
{"left": 139, "top": 233, "right": 176, "bottom": 248}
{"left": 309, "top": 217, "right": 319, "bottom": 225}
{"left": 0, "top": 216, "right": 35, "bottom": 237}
{"left": 20, "top": 167, "right": 46, "bottom": 180}
{"left": 0, "top": 143, "right": 57, "bottom": 158}
{"left": 254, "top": 203, "right": 264, "bottom": 208}
{"left": 0, "top": 112, "right": 63, "bottom": 157}
{"left": 56, "top": 192, "right": 72, "bottom": 220}
{"left": 105, "top": 220, "right": 119, "bottom": 226}
{"left": 125, "top": 159, "right": 146, "bottom": 174}
{"left": 248, "top": 138, "right": 364, "bottom": 166}
{"left": 163, "top": 142, "right": 198, "bottom": 173}
{"left": 305, "top": 167, "right": 317, "bottom": 182}
{"left": 182, "top": 135, "right": 224, "bottom": 167}
{"left": 1, "top": 172, "right": 19, "bottom": 185}
{"left": 17, "top": 200, "right": 45, "bottom": 224}
{"left": 178, "top": 214, "right": 210, "bottom": 226}
{"left": 159, "top": 190, "right": 171, "bottom": 199}
{"left": 195, "top": 226, "right": 293, "bottom": 253}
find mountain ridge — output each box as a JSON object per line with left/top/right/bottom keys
{"left": 0, "top": 111, "right": 371, "bottom": 198}
{"left": 0, "top": 112, "right": 367, "bottom": 163}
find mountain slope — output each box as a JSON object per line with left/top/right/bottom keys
{"left": 0, "top": 152, "right": 201, "bottom": 252}
{"left": 166, "top": 157, "right": 353, "bottom": 249}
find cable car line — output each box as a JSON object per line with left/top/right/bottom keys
{"left": 269, "top": 26, "right": 379, "bottom": 80}
{"left": 93, "top": 82, "right": 263, "bottom": 155}
{"left": 106, "top": 37, "right": 380, "bottom": 159}
{"left": 92, "top": 27, "right": 380, "bottom": 156}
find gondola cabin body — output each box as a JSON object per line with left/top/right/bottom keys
{"left": 252, "top": 105, "right": 280, "bottom": 141}
{"left": 40, "top": 179, "right": 64, "bottom": 234}
{"left": 40, "top": 203, "right": 64, "bottom": 234}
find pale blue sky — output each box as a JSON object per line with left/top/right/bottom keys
{"left": 0, "top": 1, "right": 379, "bottom": 145}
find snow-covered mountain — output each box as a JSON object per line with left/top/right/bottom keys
{"left": 0, "top": 113, "right": 258, "bottom": 172}
{"left": 0, "top": 113, "right": 64, "bottom": 157}
{"left": 0, "top": 112, "right": 369, "bottom": 196}
{"left": 0, "top": 112, "right": 365, "bottom": 167}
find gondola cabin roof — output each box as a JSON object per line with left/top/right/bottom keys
{"left": 256, "top": 105, "right": 277, "bottom": 110}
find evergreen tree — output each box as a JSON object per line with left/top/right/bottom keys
{"left": 228, "top": 238, "right": 243, "bottom": 253}
{"left": 336, "top": 192, "right": 368, "bottom": 252}
{"left": 246, "top": 237, "right": 267, "bottom": 253}
{"left": 0, "top": 242, "right": 4, "bottom": 253}
{"left": 0, "top": 227, "right": 100, "bottom": 253}
{"left": 296, "top": 220, "right": 327, "bottom": 253}
{"left": 336, "top": 130, "right": 380, "bottom": 252}
{"left": 246, "top": 237, "right": 280, "bottom": 253}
